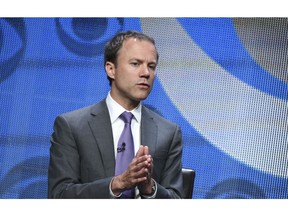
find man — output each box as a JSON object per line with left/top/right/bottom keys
{"left": 48, "top": 30, "right": 183, "bottom": 198}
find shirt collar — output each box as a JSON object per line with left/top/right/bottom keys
{"left": 106, "top": 91, "right": 142, "bottom": 123}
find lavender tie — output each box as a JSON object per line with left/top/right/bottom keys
{"left": 115, "top": 111, "right": 135, "bottom": 198}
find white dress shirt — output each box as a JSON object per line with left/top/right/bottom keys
{"left": 105, "top": 92, "right": 141, "bottom": 157}
{"left": 106, "top": 92, "right": 156, "bottom": 199}
{"left": 106, "top": 92, "right": 142, "bottom": 198}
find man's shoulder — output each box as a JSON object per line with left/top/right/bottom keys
{"left": 60, "top": 99, "right": 107, "bottom": 120}
{"left": 143, "top": 104, "right": 178, "bottom": 127}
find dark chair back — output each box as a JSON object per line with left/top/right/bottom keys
{"left": 182, "top": 168, "right": 195, "bottom": 199}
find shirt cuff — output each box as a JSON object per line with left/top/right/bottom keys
{"left": 109, "top": 177, "right": 122, "bottom": 198}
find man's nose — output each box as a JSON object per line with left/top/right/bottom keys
{"left": 140, "top": 65, "right": 150, "bottom": 77}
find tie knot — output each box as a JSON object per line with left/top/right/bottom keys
{"left": 120, "top": 111, "right": 133, "bottom": 124}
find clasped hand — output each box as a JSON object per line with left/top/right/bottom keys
{"left": 112, "top": 145, "right": 154, "bottom": 195}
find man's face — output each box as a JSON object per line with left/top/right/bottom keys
{"left": 107, "top": 38, "right": 157, "bottom": 108}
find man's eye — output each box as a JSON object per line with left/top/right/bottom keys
{"left": 131, "top": 62, "right": 139, "bottom": 66}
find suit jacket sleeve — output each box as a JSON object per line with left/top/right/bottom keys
{"left": 154, "top": 125, "right": 183, "bottom": 199}
{"left": 141, "top": 107, "right": 184, "bottom": 199}
{"left": 154, "top": 126, "right": 183, "bottom": 199}
{"left": 48, "top": 114, "right": 113, "bottom": 198}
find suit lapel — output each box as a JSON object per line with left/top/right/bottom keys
{"left": 141, "top": 106, "right": 157, "bottom": 156}
{"left": 88, "top": 100, "right": 115, "bottom": 177}
{"left": 87, "top": 103, "right": 158, "bottom": 177}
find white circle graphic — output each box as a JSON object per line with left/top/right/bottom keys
{"left": 141, "top": 18, "right": 287, "bottom": 178}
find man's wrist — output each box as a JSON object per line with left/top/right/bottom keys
{"left": 110, "top": 177, "right": 122, "bottom": 198}
{"left": 140, "top": 179, "right": 157, "bottom": 198}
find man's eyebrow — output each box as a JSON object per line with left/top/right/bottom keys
{"left": 129, "top": 58, "right": 157, "bottom": 64}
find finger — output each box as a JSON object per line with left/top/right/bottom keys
{"left": 134, "top": 167, "right": 150, "bottom": 179}
{"left": 135, "top": 154, "right": 151, "bottom": 164}
{"left": 134, "top": 158, "right": 150, "bottom": 170}
{"left": 143, "top": 145, "right": 149, "bottom": 155}
{"left": 136, "top": 145, "right": 144, "bottom": 157}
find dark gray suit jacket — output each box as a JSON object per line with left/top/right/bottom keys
{"left": 48, "top": 99, "right": 183, "bottom": 198}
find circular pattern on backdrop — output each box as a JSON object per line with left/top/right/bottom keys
{"left": 233, "top": 18, "right": 287, "bottom": 83}
{"left": 205, "top": 178, "right": 266, "bottom": 198}
{"left": 141, "top": 18, "right": 287, "bottom": 178}
{"left": 0, "top": 156, "right": 49, "bottom": 198}
{"left": 0, "top": 18, "right": 26, "bottom": 83}
{"left": 55, "top": 18, "right": 124, "bottom": 57}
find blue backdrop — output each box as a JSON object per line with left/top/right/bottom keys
{"left": 0, "top": 17, "right": 287, "bottom": 198}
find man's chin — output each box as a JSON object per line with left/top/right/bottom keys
{"left": 132, "top": 95, "right": 149, "bottom": 103}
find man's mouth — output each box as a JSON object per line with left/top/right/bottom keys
{"left": 137, "top": 83, "right": 150, "bottom": 88}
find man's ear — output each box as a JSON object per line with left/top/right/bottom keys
{"left": 105, "top": 61, "right": 115, "bottom": 80}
